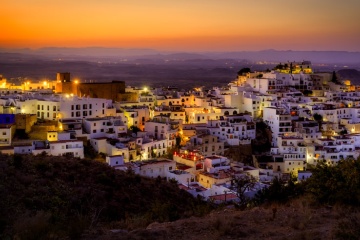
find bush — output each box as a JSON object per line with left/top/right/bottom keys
{"left": 306, "top": 158, "right": 360, "bottom": 205}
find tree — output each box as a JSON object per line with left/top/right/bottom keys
{"left": 175, "top": 136, "right": 181, "bottom": 148}
{"left": 306, "top": 157, "right": 360, "bottom": 205}
{"left": 303, "top": 89, "right": 313, "bottom": 96}
{"left": 129, "top": 125, "right": 141, "bottom": 134}
{"left": 331, "top": 71, "right": 340, "bottom": 84}
{"left": 274, "top": 63, "right": 284, "bottom": 70}
{"left": 232, "top": 174, "right": 257, "bottom": 209}
{"left": 339, "top": 129, "right": 348, "bottom": 135}
{"left": 185, "top": 115, "right": 189, "bottom": 124}
{"left": 313, "top": 113, "right": 323, "bottom": 130}
{"left": 253, "top": 175, "right": 304, "bottom": 205}
{"left": 237, "top": 68, "right": 251, "bottom": 76}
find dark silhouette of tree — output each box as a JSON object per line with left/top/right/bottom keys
{"left": 331, "top": 71, "right": 340, "bottom": 84}
{"left": 129, "top": 125, "right": 141, "bottom": 134}
{"left": 175, "top": 136, "right": 181, "bottom": 148}
{"left": 339, "top": 129, "right": 348, "bottom": 135}
{"left": 313, "top": 113, "right": 323, "bottom": 122}
{"left": 313, "top": 113, "right": 323, "bottom": 130}
{"left": 253, "top": 175, "right": 304, "bottom": 205}
{"left": 306, "top": 157, "right": 360, "bottom": 205}
{"left": 303, "top": 89, "right": 313, "bottom": 96}
{"left": 237, "top": 68, "right": 251, "bottom": 76}
{"left": 232, "top": 174, "right": 257, "bottom": 209}
{"left": 274, "top": 63, "right": 284, "bottom": 70}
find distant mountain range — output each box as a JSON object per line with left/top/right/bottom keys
{"left": 1, "top": 48, "right": 359, "bottom": 89}
{"left": 1, "top": 48, "right": 360, "bottom": 64}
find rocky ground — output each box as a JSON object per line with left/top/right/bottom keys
{"left": 87, "top": 198, "right": 358, "bottom": 240}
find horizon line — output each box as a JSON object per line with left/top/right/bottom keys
{"left": 0, "top": 47, "right": 360, "bottom": 54}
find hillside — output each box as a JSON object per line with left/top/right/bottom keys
{"left": 337, "top": 69, "right": 360, "bottom": 85}
{"left": 0, "top": 154, "right": 210, "bottom": 239}
{"left": 91, "top": 201, "right": 359, "bottom": 240}
{"left": 90, "top": 157, "right": 360, "bottom": 240}
{"left": 2, "top": 153, "right": 360, "bottom": 239}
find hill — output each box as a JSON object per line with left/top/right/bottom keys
{"left": 337, "top": 69, "right": 360, "bottom": 85}
{"left": 90, "top": 156, "right": 360, "bottom": 239}
{"left": 91, "top": 201, "right": 358, "bottom": 240}
{"left": 0, "top": 154, "right": 209, "bottom": 239}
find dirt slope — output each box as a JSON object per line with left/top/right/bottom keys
{"left": 89, "top": 199, "right": 356, "bottom": 240}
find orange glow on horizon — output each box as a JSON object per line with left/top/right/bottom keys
{"left": 1, "top": 0, "right": 360, "bottom": 51}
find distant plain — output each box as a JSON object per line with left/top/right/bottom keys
{"left": 1, "top": 49, "right": 360, "bottom": 89}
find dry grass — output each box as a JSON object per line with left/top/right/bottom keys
{"left": 91, "top": 197, "right": 360, "bottom": 240}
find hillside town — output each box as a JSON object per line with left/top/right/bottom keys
{"left": 0, "top": 62, "right": 359, "bottom": 203}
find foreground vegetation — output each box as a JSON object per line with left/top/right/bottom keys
{"left": 0, "top": 153, "right": 210, "bottom": 239}
{"left": 1, "top": 152, "right": 360, "bottom": 239}
{"left": 240, "top": 158, "right": 360, "bottom": 208}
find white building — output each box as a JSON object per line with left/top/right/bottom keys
{"left": 144, "top": 115, "right": 178, "bottom": 148}
{"left": 106, "top": 155, "right": 125, "bottom": 168}
{"left": 129, "top": 159, "right": 176, "bottom": 178}
{"left": 31, "top": 139, "right": 84, "bottom": 158}
{"left": 263, "top": 107, "right": 292, "bottom": 147}
{"left": 83, "top": 116, "right": 127, "bottom": 139}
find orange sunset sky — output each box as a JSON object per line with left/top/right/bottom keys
{"left": 1, "top": 0, "right": 360, "bottom": 51}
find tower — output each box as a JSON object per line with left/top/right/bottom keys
{"left": 56, "top": 72, "right": 73, "bottom": 93}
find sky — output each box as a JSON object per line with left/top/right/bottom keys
{"left": 1, "top": 0, "right": 360, "bottom": 51}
